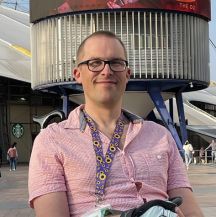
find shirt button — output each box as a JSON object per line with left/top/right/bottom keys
{"left": 157, "top": 155, "right": 162, "bottom": 159}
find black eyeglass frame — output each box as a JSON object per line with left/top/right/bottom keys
{"left": 77, "top": 59, "right": 129, "bottom": 72}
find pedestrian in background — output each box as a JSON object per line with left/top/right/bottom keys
{"left": 7, "top": 142, "right": 18, "bottom": 171}
{"left": 205, "top": 139, "right": 216, "bottom": 163}
{"left": 183, "top": 140, "right": 194, "bottom": 170}
{"left": 199, "top": 146, "right": 205, "bottom": 164}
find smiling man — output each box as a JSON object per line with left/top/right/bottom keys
{"left": 28, "top": 31, "right": 204, "bottom": 217}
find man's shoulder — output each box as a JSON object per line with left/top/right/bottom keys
{"left": 142, "top": 120, "right": 168, "bottom": 132}
{"left": 122, "top": 109, "right": 143, "bottom": 123}
{"left": 123, "top": 109, "right": 169, "bottom": 134}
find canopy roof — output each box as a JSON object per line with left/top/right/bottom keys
{"left": 0, "top": 5, "right": 30, "bottom": 82}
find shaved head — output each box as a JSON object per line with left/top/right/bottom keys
{"left": 76, "top": 31, "right": 127, "bottom": 63}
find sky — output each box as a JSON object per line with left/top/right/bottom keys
{"left": 1, "top": 0, "right": 216, "bottom": 81}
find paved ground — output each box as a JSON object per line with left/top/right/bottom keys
{"left": 0, "top": 163, "right": 216, "bottom": 217}
{"left": 187, "top": 164, "right": 216, "bottom": 217}
{"left": 0, "top": 165, "right": 34, "bottom": 217}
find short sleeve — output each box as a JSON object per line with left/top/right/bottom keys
{"left": 167, "top": 133, "right": 192, "bottom": 191}
{"left": 28, "top": 126, "right": 66, "bottom": 207}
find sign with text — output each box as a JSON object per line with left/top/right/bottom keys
{"left": 30, "top": 0, "right": 211, "bottom": 23}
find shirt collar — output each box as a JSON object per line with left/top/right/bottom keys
{"left": 64, "top": 104, "right": 143, "bottom": 131}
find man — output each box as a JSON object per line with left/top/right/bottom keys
{"left": 183, "top": 140, "right": 194, "bottom": 170}
{"left": 28, "top": 31, "right": 203, "bottom": 217}
{"left": 205, "top": 139, "right": 216, "bottom": 163}
{"left": 199, "top": 146, "right": 205, "bottom": 164}
{"left": 7, "top": 142, "right": 18, "bottom": 171}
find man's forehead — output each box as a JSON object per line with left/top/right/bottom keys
{"left": 83, "top": 35, "right": 125, "bottom": 56}
{"left": 84, "top": 34, "right": 119, "bottom": 46}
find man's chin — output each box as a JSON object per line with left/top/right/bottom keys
{"left": 97, "top": 96, "right": 120, "bottom": 106}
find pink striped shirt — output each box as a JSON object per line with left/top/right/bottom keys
{"left": 28, "top": 105, "right": 191, "bottom": 216}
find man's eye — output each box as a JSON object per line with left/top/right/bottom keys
{"left": 89, "top": 60, "right": 103, "bottom": 68}
{"left": 111, "top": 61, "right": 124, "bottom": 66}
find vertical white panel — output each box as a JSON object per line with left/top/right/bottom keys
{"left": 144, "top": 12, "right": 147, "bottom": 78}
{"left": 187, "top": 15, "right": 191, "bottom": 79}
{"left": 165, "top": 13, "right": 169, "bottom": 78}
{"left": 198, "top": 18, "right": 202, "bottom": 80}
{"left": 160, "top": 13, "right": 164, "bottom": 78}
{"left": 30, "top": 24, "right": 35, "bottom": 87}
{"left": 56, "top": 18, "right": 60, "bottom": 81}
{"left": 74, "top": 15, "right": 77, "bottom": 61}
{"left": 149, "top": 12, "right": 153, "bottom": 78}
{"left": 205, "top": 22, "right": 210, "bottom": 82}
{"left": 120, "top": 12, "right": 123, "bottom": 41}
{"left": 102, "top": 12, "right": 105, "bottom": 30}
{"left": 46, "top": 19, "right": 50, "bottom": 83}
{"left": 114, "top": 12, "right": 117, "bottom": 34}
{"left": 179, "top": 14, "right": 183, "bottom": 79}
{"left": 194, "top": 17, "right": 198, "bottom": 81}
{"left": 175, "top": 14, "right": 178, "bottom": 78}
{"left": 132, "top": 12, "right": 135, "bottom": 76}
{"left": 170, "top": 13, "right": 174, "bottom": 78}
{"left": 190, "top": 17, "right": 194, "bottom": 79}
{"left": 155, "top": 13, "right": 159, "bottom": 78}
{"left": 183, "top": 15, "right": 187, "bottom": 79}
{"left": 64, "top": 16, "right": 68, "bottom": 80}
{"left": 96, "top": 13, "right": 99, "bottom": 30}
{"left": 58, "top": 18, "right": 62, "bottom": 81}
{"left": 138, "top": 12, "right": 141, "bottom": 78}
{"left": 69, "top": 15, "right": 73, "bottom": 80}
{"left": 126, "top": 11, "right": 129, "bottom": 68}
{"left": 108, "top": 12, "right": 110, "bottom": 31}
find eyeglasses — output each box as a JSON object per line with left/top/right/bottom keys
{"left": 77, "top": 59, "right": 128, "bottom": 72}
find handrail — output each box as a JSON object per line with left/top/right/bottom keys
{"left": 179, "top": 149, "right": 216, "bottom": 164}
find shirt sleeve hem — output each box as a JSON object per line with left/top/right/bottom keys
{"left": 29, "top": 187, "right": 67, "bottom": 208}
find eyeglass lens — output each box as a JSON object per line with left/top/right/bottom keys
{"left": 88, "top": 59, "right": 126, "bottom": 72}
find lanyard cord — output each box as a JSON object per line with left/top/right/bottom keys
{"left": 83, "top": 110, "right": 125, "bottom": 199}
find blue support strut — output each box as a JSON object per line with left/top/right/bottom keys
{"left": 169, "top": 98, "right": 173, "bottom": 121}
{"left": 175, "top": 91, "right": 188, "bottom": 145}
{"left": 62, "top": 94, "right": 69, "bottom": 118}
{"left": 148, "top": 87, "right": 184, "bottom": 154}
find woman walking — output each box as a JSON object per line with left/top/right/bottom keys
{"left": 7, "top": 142, "right": 18, "bottom": 171}
{"left": 183, "top": 140, "right": 194, "bottom": 170}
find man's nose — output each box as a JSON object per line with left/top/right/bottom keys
{"left": 101, "top": 63, "right": 113, "bottom": 75}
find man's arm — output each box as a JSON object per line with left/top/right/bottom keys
{"left": 205, "top": 144, "right": 211, "bottom": 150}
{"left": 33, "top": 192, "right": 70, "bottom": 217}
{"left": 168, "top": 187, "right": 204, "bottom": 217}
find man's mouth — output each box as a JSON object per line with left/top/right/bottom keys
{"left": 96, "top": 80, "right": 117, "bottom": 84}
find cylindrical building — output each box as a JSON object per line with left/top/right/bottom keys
{"left": 30, "top": 0, "right": 211, "bottom": 150}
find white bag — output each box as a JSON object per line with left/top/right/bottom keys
{"left": 120, "top": 197, "right": 182, "bottom": 217}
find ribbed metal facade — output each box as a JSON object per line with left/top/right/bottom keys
{"left": 31, "top": 11, "right": 210, "bottom": 89}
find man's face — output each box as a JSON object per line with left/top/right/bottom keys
{"left": 73, "top": 35, "right": 131, "bottom": 106}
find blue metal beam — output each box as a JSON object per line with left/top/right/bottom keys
{"left": 169, "top": 98, "right": 173, "bottom": 121}
{"left": 148, "top": 86, "right": 184, "bottom": 154}
{"left": 62, "top": 94, "right": 69, "bottom": 117}
{"left": 175, "top": 91, "right": 188, "bottom": 145}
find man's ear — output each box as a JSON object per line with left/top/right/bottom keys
{"left": 73, "top": 68, "right": 82, "bottom": 83}
{"left": 126, "top": 68, "right": 131, "bottom": 82}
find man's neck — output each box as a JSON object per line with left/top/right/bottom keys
{"left": 84, "top": 103, "right": 122, "bottom": 139}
